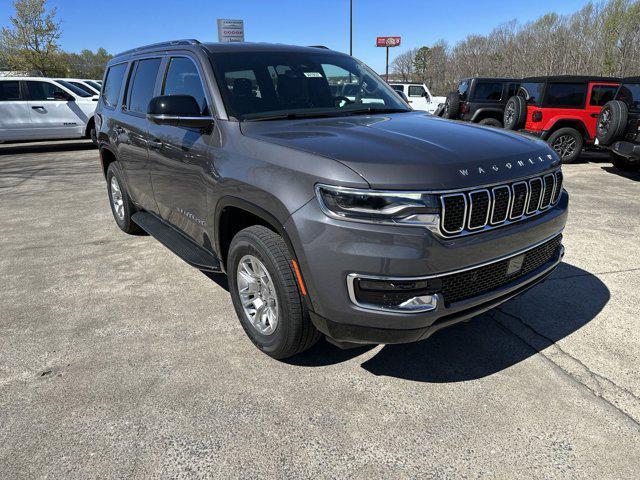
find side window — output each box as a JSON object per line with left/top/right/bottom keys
{"left": 390, "top": 85, "right": 404, "bottom": 93}
{"left": 26, "top": 81, "right": 67, "bottom": 101}
{"left": 507, "top": 83, "right": 519, "bottom": 98}
{"left": 102, "top": 63, "right": 128, "bottom": 108}
{"left": 0, "top": 81, "right": 21, "bottom": 101}
{"left": 590, "top": 85, "right": 618, "bottom": 106}
{"left": 163, "top": 57, "right": 209, "bottom": 114}
{"left": 472, "top": 82, "right": 503, "bottom": 101}
{"left": 545, "top": 83, "right": 587, "bottom": 108}
{"left": 408, "top": 85, "right": 426, "bottom": 97}
{"left": 126, "top": 58, "right": 162, "bottom": 114}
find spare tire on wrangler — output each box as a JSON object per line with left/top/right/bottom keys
{"left": 596, "top": 100, "right": 628, "bottom": 146}
{"left": 443, "top": 92, "right": 460, "bottom": 119}
{"left": 503, "top": 95, "right": 527, "bottom": 130}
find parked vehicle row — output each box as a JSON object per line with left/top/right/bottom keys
{"left": 0, "top": 77, "right": 101, "bottom": 144}
{"left": 389, "top": 82, "right": 446, "bottom": 114}
{"left": 96, "top": 40, "right": 567, "bottom": 360}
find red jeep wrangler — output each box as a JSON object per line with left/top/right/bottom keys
{"left": 503, "top": 76, "right": 620, "bottom": 162}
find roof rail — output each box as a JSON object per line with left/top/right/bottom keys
{"left": 115, "top": 39, "right": 201, "bottom": 57}
{"left": 308, "top": 45, "right": 329, "bottom": 49}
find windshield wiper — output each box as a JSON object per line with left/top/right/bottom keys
{"left": 341, "top": 107, "right": 411, "bottom": 116}
{"left": 244, "top": 112, "right": 344, "bottom": 122}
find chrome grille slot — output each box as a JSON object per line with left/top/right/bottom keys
{"left": 552, "top": 171, "right": 563, "bottom": 204}
{"left": 437, "top": 169, "right": 563, "bottom": 238}
{"left": 510, "top": 182, "right": 529, "bottom": 219}
{"left": 527, "top": 178, "right": 543, "bottom": 214}
{"left": 467, "top": 190, "right": 490, "bottom": 230}
{"left": 490, "top": 186, "right": 511, "bottom": 224}
{"left": 440, "top": 194, "right": 467, "bottom": 234}
{"left": 540, "top": 174, "right": 555, "bottom": 209}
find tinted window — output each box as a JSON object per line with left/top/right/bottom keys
{"left": 127, "top": 58, "right": 161, "bottom": 113}
{"left": 85, "top": 80, "right": 102, "bottom": 91}
{"left": 590, "top": 84, "right": 618, "bottom": 106}
{"left": 390, "top": 85, "right": 404, "bottom": 92}
{"left": 408, "top": 85, "right": 426, "bottom": 97}
{"left": 162, "top": 57, "right": 208, "bottom": 114}
{"left": 70, "top": 81, "right": 96, "bottom": 95}
{"left": 472, "top": 82, "right": 503, "bottom": 101}
{"left": 545, "top": 83, "right": 587, "bottom": 108}
{"left": 518, "top": 82, "right": 543, "bottom": 105}
{"left": 26, "top": 81, "right": 68, "bottom": 101}
{"left": 0, "top": 81, "right": 21, "bottom": 101}
{"left": 457, "top": 80, "right": 469, "bottom": 97}
{"left": 102, "top": 63, "right": 127, "bottom": 108}
{"left": 617, "top": 83, "right": 640, "bottom": 111}
{"left": 54, "top": 80, "right": 92, "bottom": 97}
{"left": 507, "top": 83, "right": 519, "bottom": 98}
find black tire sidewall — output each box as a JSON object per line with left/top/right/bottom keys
{"left": 504, "top": 96, "right": 526, "bottom": 130}
{"left": 106, "top": 163, "right": 137, "bottom": 233}
{"left": 597, "top": 101, "right": 628, "bottom": 146}
{"left": 444, "top": 92, "right": 460, "bottom": 119}
{"left": 479, "top": 118, "right": 502, "bottom": 128}
{"left": 548, "top": 128, "right": 583, "bottom": 163}
{"left": 227, "top": 233, "right": 299, "bottom": 357}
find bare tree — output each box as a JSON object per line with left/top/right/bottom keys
{"left": 391, "top": 48, "right": 417, "bottom": 81}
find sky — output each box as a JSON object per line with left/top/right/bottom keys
{"left": 0, "top": 0, "right": 594, "bottom": 73}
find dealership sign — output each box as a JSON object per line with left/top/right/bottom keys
{"left": 376, "top": 36, "right": 401, "bottom": 47}
{"left": 217, "top": 19, "right": 245, "bottom": 42}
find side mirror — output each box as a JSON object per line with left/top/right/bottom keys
{"left": 147, "top": 95, "right": 213, "bottom": 129}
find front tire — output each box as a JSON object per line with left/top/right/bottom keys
{"left": 478, "top": 117, "right": 503, "bottom": 128}
{"left": 547, "top": 127, "right": 583, "bottom": 163}
{"left": 106, "top": 163, "right": 142, "bottom": 234}
{"left": 228, "top": 226, "right": 320, "bottom": 359}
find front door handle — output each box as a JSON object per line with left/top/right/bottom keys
{"left": 31, "top": 106, "right": 45, "bottom": 111}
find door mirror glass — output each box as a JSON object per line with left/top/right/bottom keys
{"left": 147, "top": 95, "right": 213, "bottom": 128}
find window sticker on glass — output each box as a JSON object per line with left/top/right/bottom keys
{"left": 303, "top": 72, "right": 322, "bottom": 78}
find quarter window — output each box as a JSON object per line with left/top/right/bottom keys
{"left": 163, "top": 57, "right": 209, "bottom": 114}
{"left": 590, "top": 85, "right": 618, "bottom": 106}
{"left": 0, "top": 81, "right": 21, "bottom": 101}
{"left": 472, "top": 82, "right": 503, "bottom": 101}
{"left": 127, "top": 58, "right": 162, "bottom": 114}
{"left": 544, "top": 83, "right": 587, "bottom": 108}
{"left": 25, "top": 81, "right": 67, "bottom": 101}
{"left": 102, "top": 63, "right": 127, "bottom": 108}
{"left": 408, "top": 85, "right": 426, "bottom": 97}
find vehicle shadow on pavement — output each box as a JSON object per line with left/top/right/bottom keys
{"left": 0, "top": 140, "right": 95, "bottom": 156}
{"left": 601, "top": 166, "right": 640, "bottom": 182}
{"left": 359, "top": 262, "right": 609, "bottom": 382}
{"left": 288, "top": 263, "right": 609, "bottom": 380}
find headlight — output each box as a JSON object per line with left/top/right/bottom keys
{"left": 316, "top": 184, "right": 440, "bottom": 226}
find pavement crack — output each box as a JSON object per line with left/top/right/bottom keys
{"left": 491, "top": 307, "right": 640, "bottom": 429}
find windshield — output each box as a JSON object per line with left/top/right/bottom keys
{"left": 617, "top": 83, "right": 640, "bottom": 111}
{"left": 209, "top": 51, "right": 409, "bottom": 120}
{"left": 518, "top": 82, "right": 544, "bottom": 105}
{"left": 55, "top": 80, "right": 93, "bottom": 97}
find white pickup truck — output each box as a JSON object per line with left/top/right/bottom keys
{"left": 389, "top": 82, "right": 446, "bottom": 114}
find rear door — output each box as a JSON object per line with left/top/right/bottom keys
{"left": 0, "top": 80, "right": 32, "bottom": 142}
{"left": 25, "top": 80, "right": 84, "bottom": 139}
{"left": 586, "top": 83, "right": 619, "bottom": 139}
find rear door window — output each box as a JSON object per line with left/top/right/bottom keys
{"left": 589, "top": 85, "right": 618, "bottom": 106}
{"left": 408, "top": 85, "right": 426, "bottom": 97}
{"left": 102, "top": 63, "right": 128, "bottom": 108}
{"left": 0, "top": 81, "right": 21, "bottom": 101}
{"left": 126, "top": 58, "right": 162, "bottom": 114}
{"left": 471, "top": 82, "right": 503, "bottom": 101}
{"left": 25, "top": 81, "right": 67, "bottom": 101}
{"left": 544, "top": 83, "right": 587, "bottom": 108}
{"left": 162, "top": 57, "right": 209, "bottom": 114}
{"left": 518, "top": 82, "right": 543, "bottom": 105}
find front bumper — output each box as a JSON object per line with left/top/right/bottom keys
{"left": 284, "top": 190, "right": 568, "bottom": 344}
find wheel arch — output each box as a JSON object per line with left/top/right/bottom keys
{"left": 545, "top": 118, "right": 589, "bottom": 140}
{"left": 471, "top": 108, "right": 504, "bottom": 122}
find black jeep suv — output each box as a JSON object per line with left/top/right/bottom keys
{"left": 441, "top": 77, "right": 521, "bottom": 127}
{"left": 95, "top": 40, "right": 568, "bottom": 359}
{"left": 596, "top": 77, "right": 640, "bottom": 171}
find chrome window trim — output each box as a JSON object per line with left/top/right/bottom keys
{"left": 489, "top": 185, "right": 512, "bottom": 225}
{"left": 440, "top": 193, "right": 467, "bottom": 234}
{"left": 552, "top": 171, "right": 563, "bottom": 204}
{"left": 467, "top": 189, "right": 491, "bottom": 230}
{"left": 540, "top": 173, "right": 555, "bottom": 210}
{"left": 509, "top": 181, "right": 530, "bottom": 220}
{"left": 526, "top": 177, "right": 544, "bottom": 214}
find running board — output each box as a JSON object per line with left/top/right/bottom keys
{"left": 132, "top": 211, "right": 222, "bottom": 272}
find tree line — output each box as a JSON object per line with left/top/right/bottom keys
{"left": 391, "top": 0, "right": 640, "bottom": 95}
{"left": 0, "top": 0, "right": 112, "bottom": 78}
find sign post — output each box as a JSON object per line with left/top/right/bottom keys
{"left": 217, "top": 19, "right": 245, "bottom": 43}
{"left": 376, "top": 36, "right": 401, "bottom": 80}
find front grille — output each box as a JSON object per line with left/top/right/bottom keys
{"left": 440, "top": 235, "right": 562, "bottom": 305}
{"left": 439, "top": 170, "right": 563, "bottom": 237}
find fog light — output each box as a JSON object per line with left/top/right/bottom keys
{"left": 348, "top": 275, "right": 440, "bottom": 313}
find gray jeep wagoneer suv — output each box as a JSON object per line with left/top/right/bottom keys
{"left": 95, "top": 40, "right": 568, "bottom": 359}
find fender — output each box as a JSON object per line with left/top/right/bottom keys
{"left": 470, "top": 107, "right": 504, "bottom": 122}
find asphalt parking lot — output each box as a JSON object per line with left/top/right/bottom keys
{"left": 1, "top": 140, "right": 639, "bottom": 479}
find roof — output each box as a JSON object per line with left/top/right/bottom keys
{"left": 460, "top": 77, "right": 521, "bottom": 82}
{"left": 522, "top": 75, "right": 620, "bottom": 83}
{"left": 622, "top": 76, "right": 640, "bottom": 84}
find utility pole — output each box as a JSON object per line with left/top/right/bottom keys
{"left": 349, "top": 0, "right": 353, "bottom": 56}
{"left": 385, "top": 46, "right": 389, "bottom": 80}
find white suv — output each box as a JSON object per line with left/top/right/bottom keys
{"left": 389, "top": 83, "right": 446, "bottom": 114}
{"left": 0, "top": 77, "right": 98, "bottom": 144}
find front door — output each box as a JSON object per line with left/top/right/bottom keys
{"left": 148, "top": 56, "right": 214, "bottom": 247}
{"left": 0, "top": 80, "right": 32, "bottom": 142}
{"left": 24, "top": 80, "right": 84, "bottom": 139}
{"left": 407, "top": 84, "right": 430, "bottom": 112}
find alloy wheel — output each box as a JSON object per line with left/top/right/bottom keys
{"left": 110, "top": 176, "right": 125, "bottom": 220}
{"left": 237, "top": 255, "right": 279, "bottom": 335}
{"left": 551, "top": 134, "right": 577, "bottom": 159}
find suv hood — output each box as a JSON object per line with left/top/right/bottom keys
{"left": 240, "top": 111, "right": 560, "bottom": 190}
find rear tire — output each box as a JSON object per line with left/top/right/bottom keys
{"left": 612, "top": 152, "right": 640, "bottom": 171}
{"left": 503, "top": 96, "right": 526, "bottom": 130}
{"left": 547, "top": 127, "right": 583, "bottom": 163}
{"left": 443, "top": 92, "right": 460, "bottom": 119}
{"left": 227, "top": 226, "right": 320, "bottom": 359}
{"left": 106, "top": 163, "right": 142, "bottom": 234}
{"left": 596, "top": 100, "right": 628, "bottom": 146}
{"left": 478, "top": 117, "right": 503, "bottom": 128}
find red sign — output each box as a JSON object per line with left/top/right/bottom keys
{"left": 376, "top": 36, "right": 401, "bottom": 47}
